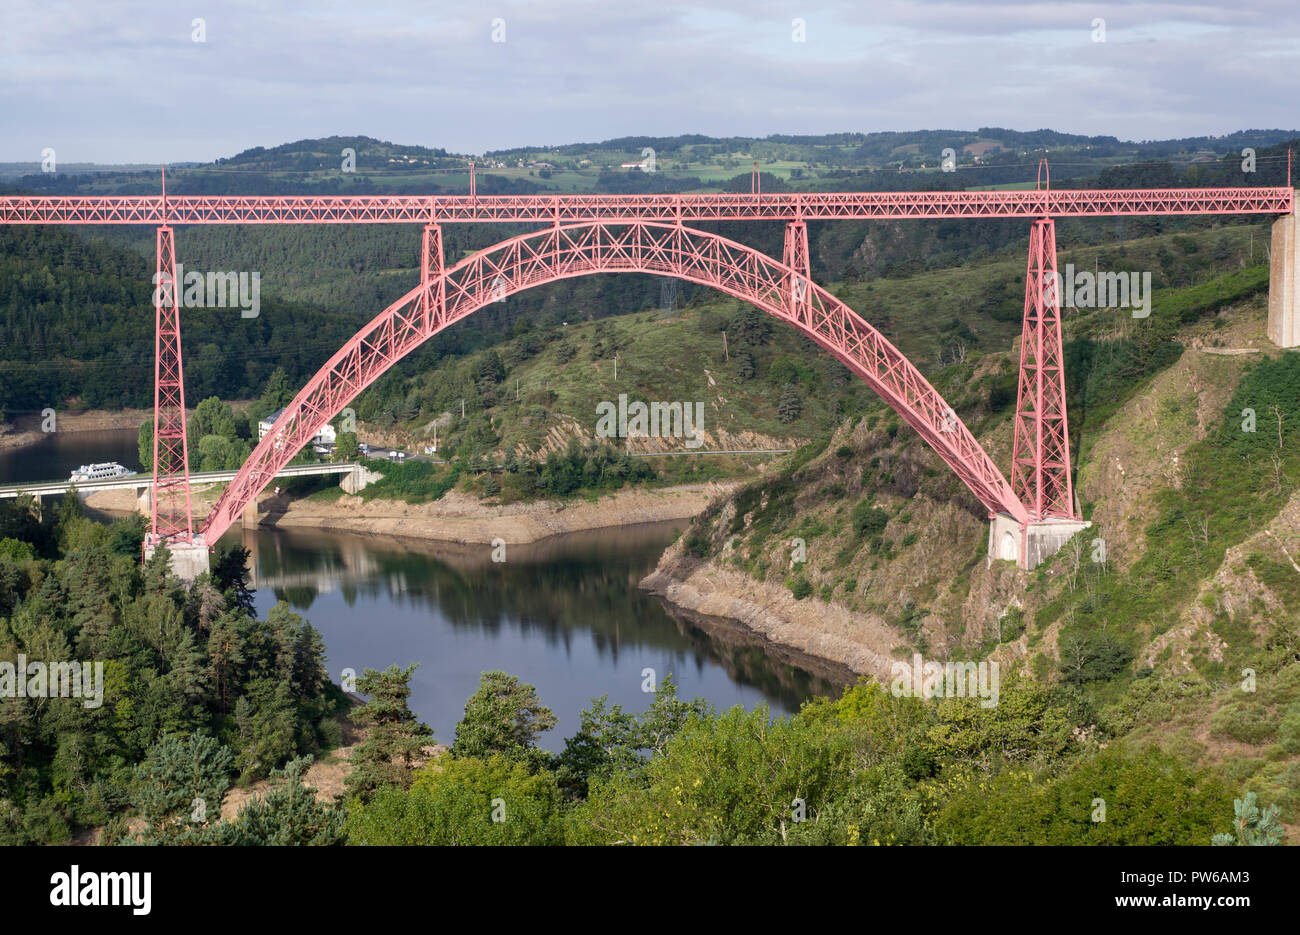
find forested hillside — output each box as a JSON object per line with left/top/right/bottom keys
{"left": 0, "top": 497, "right": 346, "bottom": 844}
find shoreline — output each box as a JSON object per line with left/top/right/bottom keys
{"left": 84, "top": 463, "right": 885, "bottom": 679}
{"left": 249, "top": 481, "right": 743, "bottom": 546}
{"left": 639, "top": 538, "right": 906, "bottom": 682}
{"left": 86, "top": 479, "right": 744, "bottom": 547}
{"left": 0, "top": 408, "right": 149, "bottom": 452}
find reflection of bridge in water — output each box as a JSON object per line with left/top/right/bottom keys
{"left": 240, "top": 526, "right": 382, "bottom": 592}
{"left": 233, "top": 520, "right": 852, "bottom": 706}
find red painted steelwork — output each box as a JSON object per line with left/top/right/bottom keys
{"left": 1011, "top": 219, "right": 1075, "bottom": 521}
{"left": 0, "top": 187, "right": 1291, "bottom": 225}
{"left": 148, "top": 225, "right": 196, "bottom": 544}
{"left": 201, "top": 221, "right": 1030, "bottom": 542}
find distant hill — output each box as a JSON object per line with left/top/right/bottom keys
{"left": 4, "top": 128, "right": 1296, "bottom": 197}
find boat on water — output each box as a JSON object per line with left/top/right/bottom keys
{"left": 69, "top": 462, "right": 138, "bottom": 483}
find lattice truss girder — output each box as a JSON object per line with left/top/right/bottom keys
{"left": 202, "top": 221, "right": 1028, "bottom": 543}
{"left": 0, "top": 187, "right": 1291, "bottom": 225}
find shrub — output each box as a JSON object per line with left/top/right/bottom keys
{"left": 1058, "top": 632, "right": 1133, "bottom": 686}
{"left": 346, "top": 755, "right": 565, "bottom": 846}
{"left": 851, "top": 501, "right": 889, "bottom": 538}
{"left": 1209, "top": 701, "right": 1275, "bottom": 746}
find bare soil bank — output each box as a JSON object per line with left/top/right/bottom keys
{"left": 640, "top": 537, "right": 905, "bottom": 682}
{"left": 259, "top": 482, "right": 742, "bottom": 545}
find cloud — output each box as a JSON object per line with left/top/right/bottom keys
{"left": 0, "top": 0, "right": 1295, "bottom": 161}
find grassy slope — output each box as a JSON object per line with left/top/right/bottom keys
{"left": 664, "top": 221, "right": 1299, "bottom": 836}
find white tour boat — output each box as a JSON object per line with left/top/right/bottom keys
{"left": 69, "top": 462, "right": 138, "bottom": 483}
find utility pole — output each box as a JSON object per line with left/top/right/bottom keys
{"left": 722, "top": 330, "right": 728, "bottom": 361}
{"left": 461, "top": 398, "right": 465, "bottom": 420}
{"left": 614, "top": 354, "right": 618, "bottom": 381}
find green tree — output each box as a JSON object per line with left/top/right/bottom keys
{"left": 346, "top": 664, "right": 434, "bottom": 800}
{"left": 1059, "top": 633, "right": 1134, "bottom": 686}
{"left": 127, "top": 733, "right": 233, "bottom": 845}
{"left": 452, "top": 670, "right": 558, "bottom": 764}
{"left": 333, "top": 430, "right": 359, "bottom": 462}
{"left": 223, "top": 756, "right": 346, "bottom": 845}
{"left": 732, "top": 346, "right": 756, "bottom": 381}
{"left": 138, "top": 420, "right": 153, "bottom": 470}
{"left": 936, "top": 745, "right": 1231, "bottom": 845}
{"left": 346, "top": 754, "right": 564, "bottom": 846}
{"left": 190, "top": 396, "right": 239, "bottom": 442}
{"left": 851, "top": 501, "right": 889, "bottom": 537}
{"left": 776, "top": 383, "right": 803, "bottom": 423}
{"left": 258, "top": 366, "right": 295, "bottom": 417}
{"left": 1211, "top": 792, "right": 1283, "bottom": 846}
{"left": 555, "top": 676, "right": 705, "bottom": 798}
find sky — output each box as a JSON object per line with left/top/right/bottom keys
{"left": 1, "top": 0, "right": 1297, "bottom": 163}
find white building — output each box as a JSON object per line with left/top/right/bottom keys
{"left": 258, "top": 407, "right": 337, "bottom": 445}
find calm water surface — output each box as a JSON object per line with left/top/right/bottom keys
{"left": 0, "top": 431, "right": 854, "bottom": 750}
{"left": 218, "top": 521, "right": 853, "bottom": 751}
{"left": 0, "top": 427, "right": 141, "bottom": 483}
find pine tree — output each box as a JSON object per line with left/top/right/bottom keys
{"left": 345, "top": 664, "right": 434, "bottom": 800}
{"left": 733, "top": 346, "right": 756, "bottom": 381}
{"left": 205, "top": 610, "right": 246, "bottom": 715}
{"left": 1211, "top": 792, "right": 1283, "bottom": 845}
{"left": 129, "top": 733, "right": 233, "bottom": 844}
{"left": 222, "top": 755, "right": 345, "bottom": 845}
{"left": 777, "top": 383, "right": 804, "bottom": 423}
{"left": 211, "top": 545, "right": 255, "bottom": 615}
{"left": 258, "top": 366, "right": 294, "bottom": 417}
{"left": 452, "top": 670, "right": 557, "bottom": 764}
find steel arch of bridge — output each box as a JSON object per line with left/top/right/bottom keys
{"left": 201, "top": 220, "right": 1029, "bottom": 543}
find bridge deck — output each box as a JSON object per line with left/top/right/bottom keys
{"left": 0, "top": 188, "right": 1291, "bottom": 225}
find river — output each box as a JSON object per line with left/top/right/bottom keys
{"left": 0, "top": 426, "right": 142, "bottom": 483}
{"left": 0, "top": 427, "right": 853, "bottom": 749}
{"left": 217, "top": 522, "right": 853, "bottom": 751}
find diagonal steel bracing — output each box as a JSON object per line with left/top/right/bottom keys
{"left": 201, "top": 221, "right": 1030, "bottom": 543}
{"left": 1011, "top": 218, "right": 1077, "bottom": 521}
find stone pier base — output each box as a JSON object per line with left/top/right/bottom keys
{"left": 143, "top": 538, "right": 211, "bottom": 582}
{"left": 1269, "top": 211, "right": 1299, "bottom": 348}
{"left": 340, "top": 464, "right": 383, "bottom": 494}
{"left": 988, "top": 513, "right": 1091, "bottom": 571}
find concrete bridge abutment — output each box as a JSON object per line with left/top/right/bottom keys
{"left": 1269, "top": 210, "right": 1300, "bottom": 348}
{"left": 143, "top": 538, "right": 211, "bottom": 583}
{"left": 340, "top": 463, "right": 383, "bottom": 494}
{"left": 988, "top": 513, "right": 1091, "bottom": 571}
